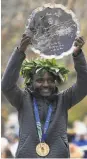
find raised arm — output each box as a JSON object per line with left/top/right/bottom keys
{"left": 62, "top": 37, "right": 87, "bottom": 109}
{"left": 1, "top": 34, "right": 32, "bottom": 110}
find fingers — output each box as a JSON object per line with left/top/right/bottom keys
{"left": 20, "top": 37, "right": 31, "bottom": 49}
{"left": 20, "top": 40, "right": 30, "bottom": 48}
{"left": 75, "top": 36, "right": 85, "bottom": 44}
{"left": 18, "top": 34, "right": 32, "bottom": 52}
{"left": 21, "top": 36, "right": 30, "bottom": 43}
{"left": 74, "top": 41, "right": 83, "bottom": 47}
{"left": 74, "top": 36, "right": 85, "bottom": 48}
{"left": 20, "top": 34, "right": 32, "bottom": 46}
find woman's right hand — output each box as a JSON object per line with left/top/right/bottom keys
{"left": 18, "top": 33, "right": 32, "bottom": 52}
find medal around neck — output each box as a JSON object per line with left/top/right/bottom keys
{"left": 33, "top": 98, "right": 52, "bottom": 157}
{"left": 36, "top": 142, "right": 50, "bottom": 157}
{"left": 25, "top": 3, "right": 80, "bottom": 59}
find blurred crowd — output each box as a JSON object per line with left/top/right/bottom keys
{"left": 1, "top": 113, "right": 87, "bottom": 158}
{"left": 68, "top": 115, "right": 87, "bottom": 158}
{"left": 1, "top": 113, "right": 19, "bottom": 158}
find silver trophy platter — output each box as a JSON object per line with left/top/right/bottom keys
{"left": 25, "top": 3, "right": 80, "bottom": 59}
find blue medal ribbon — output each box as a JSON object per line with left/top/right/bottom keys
{"left": 33, "top": 97, "right": 52, "bottom": 142}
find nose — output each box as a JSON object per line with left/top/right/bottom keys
{"left": 43, "top": 80, "right": 49, "bottom": 87}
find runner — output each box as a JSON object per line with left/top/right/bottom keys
{"left": 1, "top": 34, "right": 87, "bottom": 158}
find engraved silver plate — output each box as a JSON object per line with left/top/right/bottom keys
{"left": 25, "top": 3, "right": 80, "bottom": 59}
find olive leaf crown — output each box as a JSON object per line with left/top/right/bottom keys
{"left": 20, "top": 58, "right": 69, "bottom": 85}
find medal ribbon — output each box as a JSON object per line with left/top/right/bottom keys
{"left": 33, "top": 97, "right": 52, "bottom": 142}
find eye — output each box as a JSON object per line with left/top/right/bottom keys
{"left": 48, "top": 78, "right": 55, "bottom": 83}
{"left": 36, "top": 78, "right": 43, "bottom": 83}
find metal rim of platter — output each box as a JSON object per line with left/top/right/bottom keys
{"left": 25, "top": 3, "right": 80, "bottom": 59}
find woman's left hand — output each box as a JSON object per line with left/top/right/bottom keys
{"left": 72, "top": 36, "right": 85, "bottom": 55}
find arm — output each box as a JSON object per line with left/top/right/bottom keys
{"left": 1, "top": 34, "right": 32, "bottom": 110}
{"left": 63, "top": 37, "right": 87, "bottom": 109}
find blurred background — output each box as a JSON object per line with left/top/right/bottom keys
{"left": 1, "top": 0, "right": 87, "bottom": 158}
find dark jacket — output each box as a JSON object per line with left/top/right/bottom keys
{"left": 1, "top": 48, "right": 87, "bottom": 158}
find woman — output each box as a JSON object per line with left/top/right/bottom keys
{"left": 1, "top": 33, "right": 87, "bottom": 158}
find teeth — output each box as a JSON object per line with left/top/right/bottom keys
{"left": 42, "top": 89, "right": 49, "bottom": 92}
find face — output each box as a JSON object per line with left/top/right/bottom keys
{"left": 32, "top": 70, "right": 56, "bottom": 96}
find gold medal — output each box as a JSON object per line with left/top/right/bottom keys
{"left": 36, "top": 142, "right": 50, "bottom": 157}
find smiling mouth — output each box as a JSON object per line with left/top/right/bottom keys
{"left": 41, "top": 89, "right": 50, "bottom": 92}
{"left": 40, "top": 89, "right": 51, "bottom": 95}
{"left": 39, "top": 88, "right": 52, "bottom": 96}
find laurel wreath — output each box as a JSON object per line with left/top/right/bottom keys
{"left": 20, "top": 58, "right": 69, "bottom": 85}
